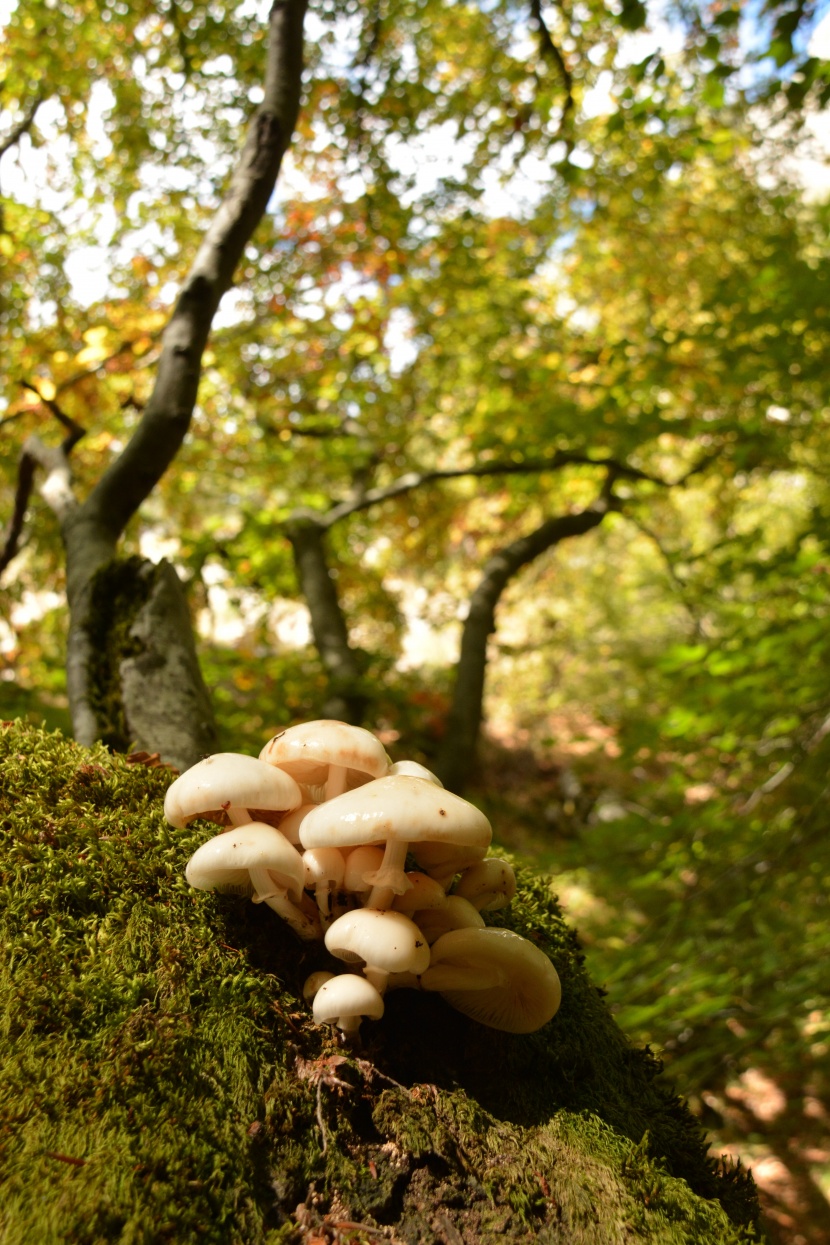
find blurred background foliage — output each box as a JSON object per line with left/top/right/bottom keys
{"left": 2, "top": 0, "right": 830, "bottom": 1238}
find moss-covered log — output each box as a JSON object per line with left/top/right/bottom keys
{"left": 0, "top": 721, "right": 765, "bottom": 1243}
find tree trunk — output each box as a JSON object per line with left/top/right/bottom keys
{"left": 0, "top": 719, "right": 764, "bottom": 1245}
{"left": 286, "top": 516, "right": 367, "bottom": 723}
{"left": 436, "top": 503, "right": 614, "bottom": 792}
{"left": 52, "top": 0, "right": 309, "bottom": 766}
{"left": 74, "top": 556, "right": 217, "bottom": 772}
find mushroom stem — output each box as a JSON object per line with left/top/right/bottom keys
{"left": 325, "top": 764, "right": 349, "bottom": 800}
{"left": 363, "top": 966, "right": 391, "bottom": 995}
{"left": 226, "top": 806, "right": 252, "bottom": 827}
{"left": 248, "top": 865, "right": 321, "bottom": 940}
{"left": 420, "top": 964, "right": 507, "bottom": 992}
{"left": 365, "top": 837, "right": 411, "bottom": 910}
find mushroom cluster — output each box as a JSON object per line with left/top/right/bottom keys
{"left": 166, "top": 720, "right": 562, "bottom": 1042}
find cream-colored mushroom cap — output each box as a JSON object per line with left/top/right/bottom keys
{"left": 299, "top": 776, "right": 491, "bottom": 852}
{"left": 454, "top": 858, "right": 517, "bottom": 911}
{"left": 259, "top": 720, "right": 390, "bottom": 799}
{"left": 421, "top": 927, "right": 562, "bottom": 1033}
{"left": 164, "top": 752, "right": 302, "bottom": 829}
{"left": 312, "top": 973, "right": 385, "bottom": 1038}
{"left": 388, "top": 760, "right": 443, "bottom": 786}
{"left": 325, "top": 908, "right": 430, "bottom": 988}
{"left": 185, "top": 821, "right": 305, "bottom": 898}
{"left": 414, "top": 895, "right": 485, "bottom": 944}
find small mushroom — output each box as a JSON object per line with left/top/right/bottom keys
{"left": 312, "top": 973, "right": 385, "bottom": 1043}
{"left": 303, "top": 970, "right": 336, "bottom": 1003}
{"left": 259, "top": 720, "right": 391, "bottom": 801}
{"left": 164, "top": 752, "right": 302, "bottom": 830}
{"left": 303, "top": 846, "right": 346, "bottom": 925}
{"left": 453, "top": 858, "right": 517, "bottom": 912}
{"left": 275, "top": 803, "right": 316, "bottom": 847}
{"left": 420, "top": 927, "right": 562, "bottom": 1033}
{"left": 324, "top": 908, "right": 430, "bottom": 994}
{"left": 392, "top": 872, "right": 449, "bottom": 916}
{"left": 387, "top": 760, "right": 443, "bottom": 786}
{"left": 342, "top": 845, "right": 385, "bottom": 902}
{"left": 414, "top": 895, "right": 485, "bottom": 944}
{"left": 185, "top": 822, "right": 321, "bottom": 941}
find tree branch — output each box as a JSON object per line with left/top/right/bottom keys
{"left": 0, "top": 449, "right": 36, "bottom": 577}
{"left": 529, "top": 0, "right": 574, "bottom": 132}
{"left": 322, "top": 452, "right": 659, "bottom": 526}
{"left": 0, "top": 387, "right": 86, "bottom": 576}
{"left": 84, "top": 0, "right": 309, "bottom": 541}
{"left": 0, "top": 93, "right": 43, "bottom": 161}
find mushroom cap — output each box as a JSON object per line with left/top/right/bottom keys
{"left": 454, "top": 858, "right": 517, "bottom": 911}
{"left": 164, "top": 753, "right": 303, "bottom": 829}
{"left": 342, "top": 845, "right": 385, "bottom": 893}
{"left": 303, "top": 846, "right": 346, "bottom": 889}
{"left": 410, "top": 840, "right": 489, "bottom": 887}
{"left": 303, "top": 970, "right": 336, "bottom": 1003}
{"left": 393, "top": 872, "right": 449, "bottom": 915}
{"left": 259, "top": 721, "right": 391, "bottom": 790}
{"left": 299, "top": 775, "right": 492, "bottom": 853}
{"left": 275, "top": 803, "right": 315, "bottom": 847}
{"left": 185, "top": 821, "right": 305, "bottom": 901}
{"left": 325, "top": 908, "right": 431, "bottom": 977}
{"left": 312, "top": 973, "right": 385, "bottom": 1027}
{"left": 387, "top": 760, "right": 443, "bottom": 787}
{"left": 414, "top": 895, "right": 485, "bottom": 943}
{"left": 421, "top": 927, "right": 562, "bottom": 1033}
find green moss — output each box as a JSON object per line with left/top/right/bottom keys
{"left": 0, "top": 722, "right": 766, "bottom": 1243}
{"left": 86, "top": 556, "right": 156, "bottom": 752}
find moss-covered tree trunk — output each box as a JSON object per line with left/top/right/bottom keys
{"left": 0, "top": 721, "right": 765, "bottom": 1244}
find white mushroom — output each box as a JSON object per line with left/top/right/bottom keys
{"left": 420, "top": 927, "right": 562, "bottom": 1033}
{"left": 453, "top": 858, "right": 517, "bottom": 912}
{"left": 392, "top": 872, "right": 449, "bottom": 916}
{"left": 300, "top": 775, "right": 491, "bottom": 910}
{"left": 387, "top": 760, "right": 443, "bottom": 786}
{"left": 275, "top": 802, "right": 316, "bottom": 847}
{"left": 342, "top": 845, "right": 385, "bottom": 902}
{"left": 324, "top": 908, "right": 430, "bottom": 994}
{"left": 414, "top": 895, "right": 485, "bottom": 944}
{"left": 303, "top": 846, "right": 346, "bottom": 925}
{"left": 185, "top": 822, "right": 321, "bottom": 941}
{"left": 312, "top": 973, "right": 385, "bottom": 1043}
{"left": 303, "top": 970, "right": 336, "bottom": 1003}
{"left": 164, "top": 752, "right": 302, "bottom": 830}
{"left": 259, "top": 720, "right": 391, "bottom": 802}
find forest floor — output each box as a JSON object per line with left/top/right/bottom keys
{"left": 467, "top": 729, "right": 830, "bottom": 1245}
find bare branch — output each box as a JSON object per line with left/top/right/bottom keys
{"left": 322, "top": 451, "right": 662, "bottom": 526}
{"left": 0, "top": 448, "right": 36, "bottom": 576}
{"left": 19, "top": 382, "right": 85, "bottom": 453}
{"left": 0, "top": 93, "right": 43, "bottom": 161}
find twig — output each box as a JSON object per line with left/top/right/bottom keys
{"left": 43, "top": 1150, "right": 87, "bottom": 1167}
{"left": 316, "top": 1080, "right": 328, "bottom": 1154}
{"left": 355, "top": 1059, "right": 411, "bottom": 1097}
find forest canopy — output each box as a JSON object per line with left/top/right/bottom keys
{"left": 1, "top": 0, "right": 830, "bottom": 1237}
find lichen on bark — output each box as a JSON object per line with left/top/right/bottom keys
{"left": 0, "top": 721, "right": 765, "bottom": 1243}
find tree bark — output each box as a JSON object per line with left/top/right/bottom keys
{"left": 436, "top": 501, "right": 616, "bottom": 792}
{"left": 56, "top": 0, "right": 308, "bottom": 766}
{"left": 286, "top": 516, "right": 366, "bottom": 723}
